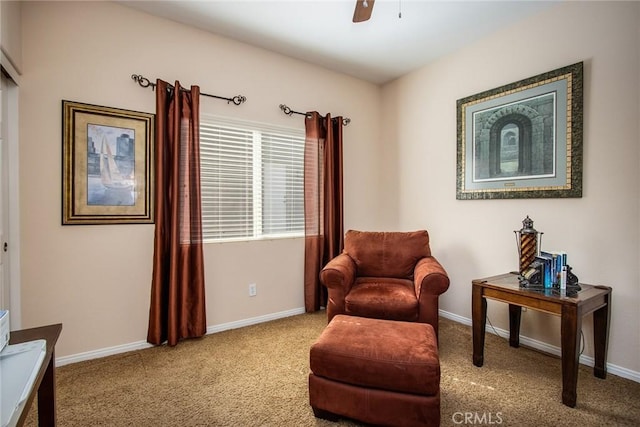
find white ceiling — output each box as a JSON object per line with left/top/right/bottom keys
{"left": 119, "top": 0, "right": 558, "bottom": 84}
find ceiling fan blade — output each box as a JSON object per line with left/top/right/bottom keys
{"left": 353, "top": 0, "right": 375, "bottom": 23}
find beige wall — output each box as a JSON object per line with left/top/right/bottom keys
{"left": 19, "top": 1, "right": 383, "bottom": 357}
{"left": 383, "top": 1, "right": 640, "bottom": 374}
{"left": 18, "top": 0, "right": 640, "bottom": 378}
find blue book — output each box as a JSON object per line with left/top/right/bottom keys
{"left": 541, "top": 250, "right": 568, "bottom": 286}
{"left": 536, "top": 253, "right": 554, "bottom": 288}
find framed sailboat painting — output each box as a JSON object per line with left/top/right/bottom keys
{"left": 62, "top": 100, "right": 154, "bottom": 224}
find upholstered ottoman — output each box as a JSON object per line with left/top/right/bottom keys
{"left": 309, "top": 315, "right": 440, "bottom": 427}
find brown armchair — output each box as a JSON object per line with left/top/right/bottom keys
{"left": 319, "top": 230, "right": 449, "bottom": 337}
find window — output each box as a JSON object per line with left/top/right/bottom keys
{"left": 499, "top": 123, "right": 519, "bottom": 175}
{"left": 199, "top": 115, "right": 305, "bottom": 242}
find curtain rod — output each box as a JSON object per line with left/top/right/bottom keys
{"left": 279, "top": 104, "right": 351, "bottom": 126}
{"left": 131, "top": 74, "right": 246, "bottom": 106}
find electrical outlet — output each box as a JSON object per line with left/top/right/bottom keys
{"left": 249, "top": 283, "right": 257, "bottom": 297}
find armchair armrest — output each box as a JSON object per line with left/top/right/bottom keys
{"left": 319, "top": 253, "right": 356, "bottom": 322}
{"left": 414, "top": 256, "right": 449, "bottom": 336}
{"left": 320, "top": 253, "right": 356, "bottom": 292}
{"left": 414, "top": 256, "right": 450, "bottom": 298}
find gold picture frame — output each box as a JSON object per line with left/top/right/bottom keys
{"left": 456, "top": 62, "right": 583, "bottom": 199}
{"left": 62, "top": 100, "right": 154, "bottom": 224}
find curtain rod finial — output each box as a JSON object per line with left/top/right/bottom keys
{"left": 131, "top": 74, "right": 155, "bottom": 90}
{"left": 279, "top": 104, "right": 294, "bottom": 116}
{"left": 230, "top": 95, "right": 246, "bottom": 105}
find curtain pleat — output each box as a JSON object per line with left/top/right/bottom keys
{"left": 304, "top": 112, "right": 344, "bottom": 312}
{"left": 148, "top": 80, "right": 207, "bottom": 346}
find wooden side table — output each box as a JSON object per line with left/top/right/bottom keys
{"left": 471, "top": 272, "right": 611, "bottom": 407}
{"left": 9, "top": 323, "right": 63, "bottom": 426}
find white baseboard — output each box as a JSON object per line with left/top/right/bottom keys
{"left": 439, "top": 309, "right": 640, "bottom": 384}
{"left": 205, "top": 307, "right": 305, "bottom": 334}
{"left": 57, "top": 340, "right": 155, "bottom": 367}
{"left": 56, "top": 307, "right": 306, "bottom": 367}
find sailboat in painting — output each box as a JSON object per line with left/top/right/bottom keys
{"left": 100, "top": 137, "right": 133, "bottom": 190}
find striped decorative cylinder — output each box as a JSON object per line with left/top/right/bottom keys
{"left": 514, "top": 216, "right": 541, "bottom": 274}
{"left": 519, "top": 233, "right": 537, "bottom": 274}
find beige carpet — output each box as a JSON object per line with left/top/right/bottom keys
{"left": 24, "top": 311, "right": 640, "bottom": 426}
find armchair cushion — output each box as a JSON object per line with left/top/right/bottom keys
{"left": 344, "top": 230, "right": 430, "bottom": 279}
{"left": 346, "top": 278, "right": 418, "bottom": 322}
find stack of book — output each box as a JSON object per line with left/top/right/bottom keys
{"left": 536, "top": 251, "right": 568, "bottom": 289}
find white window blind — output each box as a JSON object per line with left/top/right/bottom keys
{"left": 199, "top": 115, "right": 305, "bottom": 242}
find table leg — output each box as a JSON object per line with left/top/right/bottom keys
{"left": 593, "top": 292, "right": 611, "bottom": 379}
{"left": 37, "top": 348, "right": 57, "bottom": 427}
{"left": 472, "top": 284, "right": 487, "bottom": 367}
{"left": 561, "top": 305, "right": 581, "bottom": 407}
{"left": 508, "top": 304, "right": 521, "bottom": 348}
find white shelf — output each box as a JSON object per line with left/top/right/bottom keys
{"left": 0, "top": 339, "right": 47, "bottom": 427}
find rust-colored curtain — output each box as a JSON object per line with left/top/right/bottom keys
{"left": 148, "top": 80, "right": 206, "bottom": 346}
{"left": 304, "top": 112, "right": 344, "bottom": 312}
